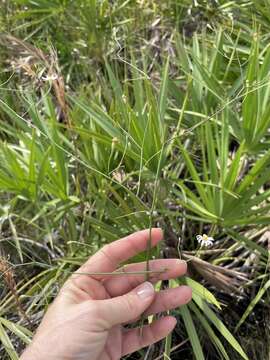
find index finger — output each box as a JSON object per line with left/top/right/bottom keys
{"left": 77, "top": 228, "right": 163, "bottom": 279}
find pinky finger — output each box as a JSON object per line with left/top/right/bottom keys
{"left": 121, "top": 316, "right": 177, "bottom": 356}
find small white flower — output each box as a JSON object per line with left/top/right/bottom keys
{"left": 196, "top": 234, "right": 214, "bottom": 247}
{"left": 42, "top": 73, "right": 59, "bottom": 81}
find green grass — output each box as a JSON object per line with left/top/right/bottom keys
{"left": 0, "top": 1, "right": 270, "bottom": 359}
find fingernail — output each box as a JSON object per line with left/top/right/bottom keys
{"left": 176, "top": 259, "right": 187, "bottom": 265}
{"left": 136, "top": 282, "right": 154, "bottom": 299}
{"left": 177, "top": 259, "right": 187, "bottom": 270}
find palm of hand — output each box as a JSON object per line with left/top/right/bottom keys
{"left": 63, "top": 276, "right": 124, "bottom": 360}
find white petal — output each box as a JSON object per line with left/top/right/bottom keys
{"left": 196, "top": 235, "right": 203, "bottom": 242}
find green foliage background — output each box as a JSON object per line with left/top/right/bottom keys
{"left": 0, "top": 1, "right": 269, "bottom": 359}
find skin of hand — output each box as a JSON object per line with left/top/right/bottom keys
{"left": 20, "top": 228, "right": 192, "bottom": 360}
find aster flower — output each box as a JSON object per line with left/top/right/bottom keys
{"left": 196, "top": 234, "right": 214, "bottom": 247}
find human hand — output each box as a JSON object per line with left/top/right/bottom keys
{"left": 20, "top": 228, "right": 192, "bottom": 360}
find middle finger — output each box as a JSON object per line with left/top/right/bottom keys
{"left": 103, "top": 259, "right": 187, "bottom": 297}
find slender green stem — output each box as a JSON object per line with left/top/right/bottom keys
{"left": 73, "top": 269, "right": 166, "bottom": 277}
{"left": 164, "top": 332, "right": 172, "bottom": 360}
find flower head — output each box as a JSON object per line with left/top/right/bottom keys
{"left": 196, "top": 234, "right": 214, "bottom": 247}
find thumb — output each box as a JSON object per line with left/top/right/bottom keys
{"left": 97, "top": 282, "right": 155, "bottom": 327}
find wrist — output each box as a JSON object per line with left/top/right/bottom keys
{"left": 20, "top": 344, "right": 46, "bottom": 360}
